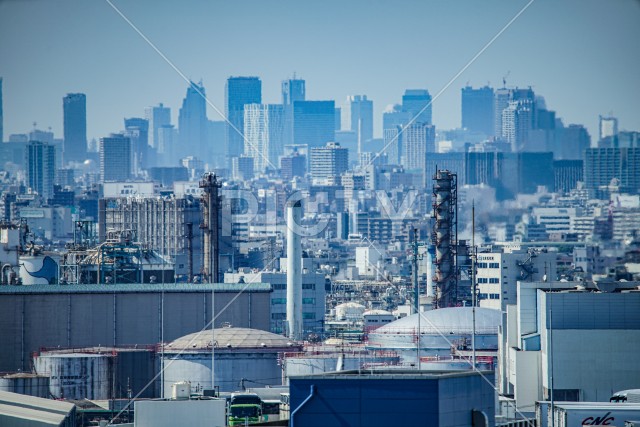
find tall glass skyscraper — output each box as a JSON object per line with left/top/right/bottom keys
{"left": 402, "top": 89, "right": 432, "bottom": 125}
{"left": 243, "top": 104, "right": 285, "bottom": 173}
{"left": 282, "top": 77, "right": 306, "bottom": 106}
{"left": 461, "top": 86, "right": 494, "bottom": 136}
{"left": 225, "top": 77, "right": 262, "bottom": 158}
{"left": 63, "top": 93, "right": 87, "bottom": 164}
{"left": 145, "top": 103, "right": 171, "bottom": 150}
{"left": 124, "top": 117, "right": 149, "bottom": 175}
{"left": 178, "top": 81, "right": 208, "bottom": 160}
{"left": 341, "top": 95, "right": 373, "bottom": 152}
{"left": 291, "top": 100, "right": 335, "bottom": 148}
{"left": 26, "top": 141, "right": 56, "bottom": 201}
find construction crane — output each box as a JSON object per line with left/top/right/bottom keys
{"left": 502, "top": 71, "right": 511, "bottom": 88}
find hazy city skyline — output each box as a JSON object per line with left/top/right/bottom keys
{"left": 0, "top": 0, "right": 639, "bottom": 142}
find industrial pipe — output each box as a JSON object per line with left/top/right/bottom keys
{"left": 290, "top": 384, "right": 316, "bottom": 427}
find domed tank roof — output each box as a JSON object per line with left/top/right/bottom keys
{"left": 166, "top": 327, "right": 295, "bottom": 350}
{"left": 363, "top": 309, "right": 393, "bottom": 316}
{"left": 373, "top": 307, "right": 500, "bottom": 335}
{"left": 335, "top": 302, "right": 365, "bottom": 309}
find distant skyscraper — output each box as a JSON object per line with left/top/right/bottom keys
{"left": 341, "top": 95, "right": 373, "bottom": 151}
{"left": 0, "top": 77, "right": 3, "bottom": 143}
{"left": 156, "top": 124, "right": 178, "bottom": 166}
{"left": 178, "top": 81, "right": 208, "bottom": 160}
{"left": 26, "top": 141, "right": 56, "bottom": 201}
{"left": 400, "top": 123, "right": 435, "bottom": 174}
{"left": 556, "top": 124, "right": 591, "bottom": 160}
{"left": 585, "top": 147, "right": 640, "bottom": 198}
{"left": 124, "top": 117, "right": 149, "bottom": 174}
{"left": 382, "top": 105, "right": 411, "bottom": 164}
{"left": 282, "top": 77, "right": 306, "bottom": 106}
{"left": 310, "top": 142, "right": 348, "bottom": 180}
{"left": 494, "top": 87, "right": 535, "bottom": 139}
{"left": 502, "top": 100, "right": 533, "bottom": 151}
{"left": 461, "top": 86, "right": 494, "bottom": 136}
{"left": 334, "top": 108, "right": 341, "bottom": 131}
{"left": 290, "top": 101, "right": 335, "bottom": 148}
{"left": 232, "top": 155, "right": 255, "bottom": 181}
{"left": 145, "top": 103, "right": 171, "bottom": 150}
{"left": 402, "top": 89, "right": 432, "bottom": 125}
{"left": 281, "top": 153, "right": 306, "bottom": 181}
{"left": 243, "top": 104, "right": 285, "bottom": 173}
{"left": 100, "top": 134, "right": 131, "bottom": 182}
{"left": 225, "top": 76, "right": 262, "bottom": 158}
{"left": 599, "top": 115, "right": 618, "bottom": 141}
{"left": 63, "top": 93, "right": 87, "bottom": 164}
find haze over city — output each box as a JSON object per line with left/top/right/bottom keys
{"left": 1, "top": 0, "right": 639, "bottom": 140}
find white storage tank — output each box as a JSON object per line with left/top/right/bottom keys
{"left": 19, "top": 254, "right": 59, "bottom": 285}
{"left": 334, "top": 302, "right": 365, "bottom": 321}
{"left": 34, "top": 353, "right": 111, "bottom": 399}
{"left": 161, "top": 326, "right": 303, "bottom": 395}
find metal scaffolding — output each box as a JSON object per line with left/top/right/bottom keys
{"left": 431, "top": 169, "right": 458, "bottom": 308}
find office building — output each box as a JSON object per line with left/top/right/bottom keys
{"left": 99, "top": 134, "right": 131, "bottom": 182}
{"left": 402, "top": 89, "right": 432, "bottom": 125}
{"left": 383, "top": 105, "right": 411, "bottom": 165}
{"left": 334, "top": 107, "right": 341, "bottom": 130}
{"left": 461, "top": 85, "right": 494, "bottom": 136}
{"left": 280, "top": 153, "right": 306, "bottom": 181}
{"left": 63, "top": 93, "right": 87, "bottom": 163}
{"left": 26, "top": 141, "right": 56, "bottom": 201}
{"left": 599, "top": 115, "right": 618, "bottom": 141}
{"left": 502, "top": 100, "right": 533, "bottom": 152}
{"left": 553, "top": 160, "right": 583, "bottom": 194}
{"left": 243, "top": 104, "right": 285, "bottom": 173}
{"left": 232, "top": 155, "right": 255, "bottom": 181}
{"left": 225, "top": 76, "right": 262, "bottom": 158}
{"left": 400, "top": 122, "right": 435, "bottom": 173}
{"left": 124, "top": 117, "right": 149, "bottom": 175}
{"left": 145, "top": 103, "right": 171, "bottom": 150}
{"left": 494, "top": 87, "right": 535, "bottom": 140}
{"left": 178, "top": 81, "right": 208, "bottom": 160}
{"left": 282, "top": 77, "right": 305, "bottom": 105}
{"left": 341, "top": 95, "right": 373, "bottom": 151}
{"left": 290, "top": 100, "right": 335, "bottom": 148}
{"left": 584, "top": 147, "right": 640, "bottom": 198}
{"left": 156, "top": 124, "right": 178, "bottom": 166}
{"left": 556, "top": 124, "right": 590, "bottom": 160}
{"left": 310, "top": 142, "right": 348, "bottom": 180}
{"left": 499, "top": 280, "right": 640, "bottom": 411}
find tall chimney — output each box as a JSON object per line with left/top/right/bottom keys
{"left": 286, "top": 200, "right": 303, "bottom": 341}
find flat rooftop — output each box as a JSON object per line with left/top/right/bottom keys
{"left": 290, "top": 369, "right": 493, "bottom": 380}
{"left": 0, "top": 282, "right": 272, "bottom": 294}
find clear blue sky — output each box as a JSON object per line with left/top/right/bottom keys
{"left": 1, "top": 0, "right": 638, "bottom": 141}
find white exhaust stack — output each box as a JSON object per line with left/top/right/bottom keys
{"left": 286, "top": 200, "right": 303, "bottom": 341}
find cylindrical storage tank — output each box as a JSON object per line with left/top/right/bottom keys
{"left": 367, "top": 307, "right": 501, "bottom": 365}
{"left": 34, "top": 353, "right": 111, "bottom": 400}
{"left": 335, "top": 302, "right": 365, "bottom": 321}
{"left": 0, "top": 373, "right": 50, "bottom": 398}
{"left": 171, "top": 381, "right": 191, "bottom": 399}
{"left": 161, "top": 327, "right": 303, "bottom": 395}
{"left": 19, "top": 254, "right": 59, "bottom": 285}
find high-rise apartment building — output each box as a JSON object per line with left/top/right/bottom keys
{"left": 402, "top": 89, "right": 432, "bottom": 125}
{"left": 282, "top": 77, "right": 305, "bottom": 105}
{"left": 341, "top": 95, "right": 373, "bottom": 151}
{"left": 225, "top": 76, "right": 262, "bottom": 158}
{"left": 63, "top": 93, "right": 87, "bottom": 164}
{"left": 461, "top": 86, "right": 494, "bottom": 136}
{"left": 178, "top": 81, "right": 208, "bottom": 160}
{"left": 26, "top": 141, "right": 56, "bottom": 201}
{"left": 100, "top": 134, "right": 131, "bottom": 182}
{"left": 310, "top": 142, "right": 348, "bottom": 181}
{"left": 243, "top": 104, "right": 285, "bottom": 173}
{"left": 502, "top": 100, "right": 533, "bottom": 152}
{"left": 494, "top": 87, "right": 535, "bottom": 140}
{"left": 145, "top": 103, "right": 171, "bottom": 150}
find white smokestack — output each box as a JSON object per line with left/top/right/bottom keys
{"left": 286, "top": 200, "right": 303, "bottom": 341}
